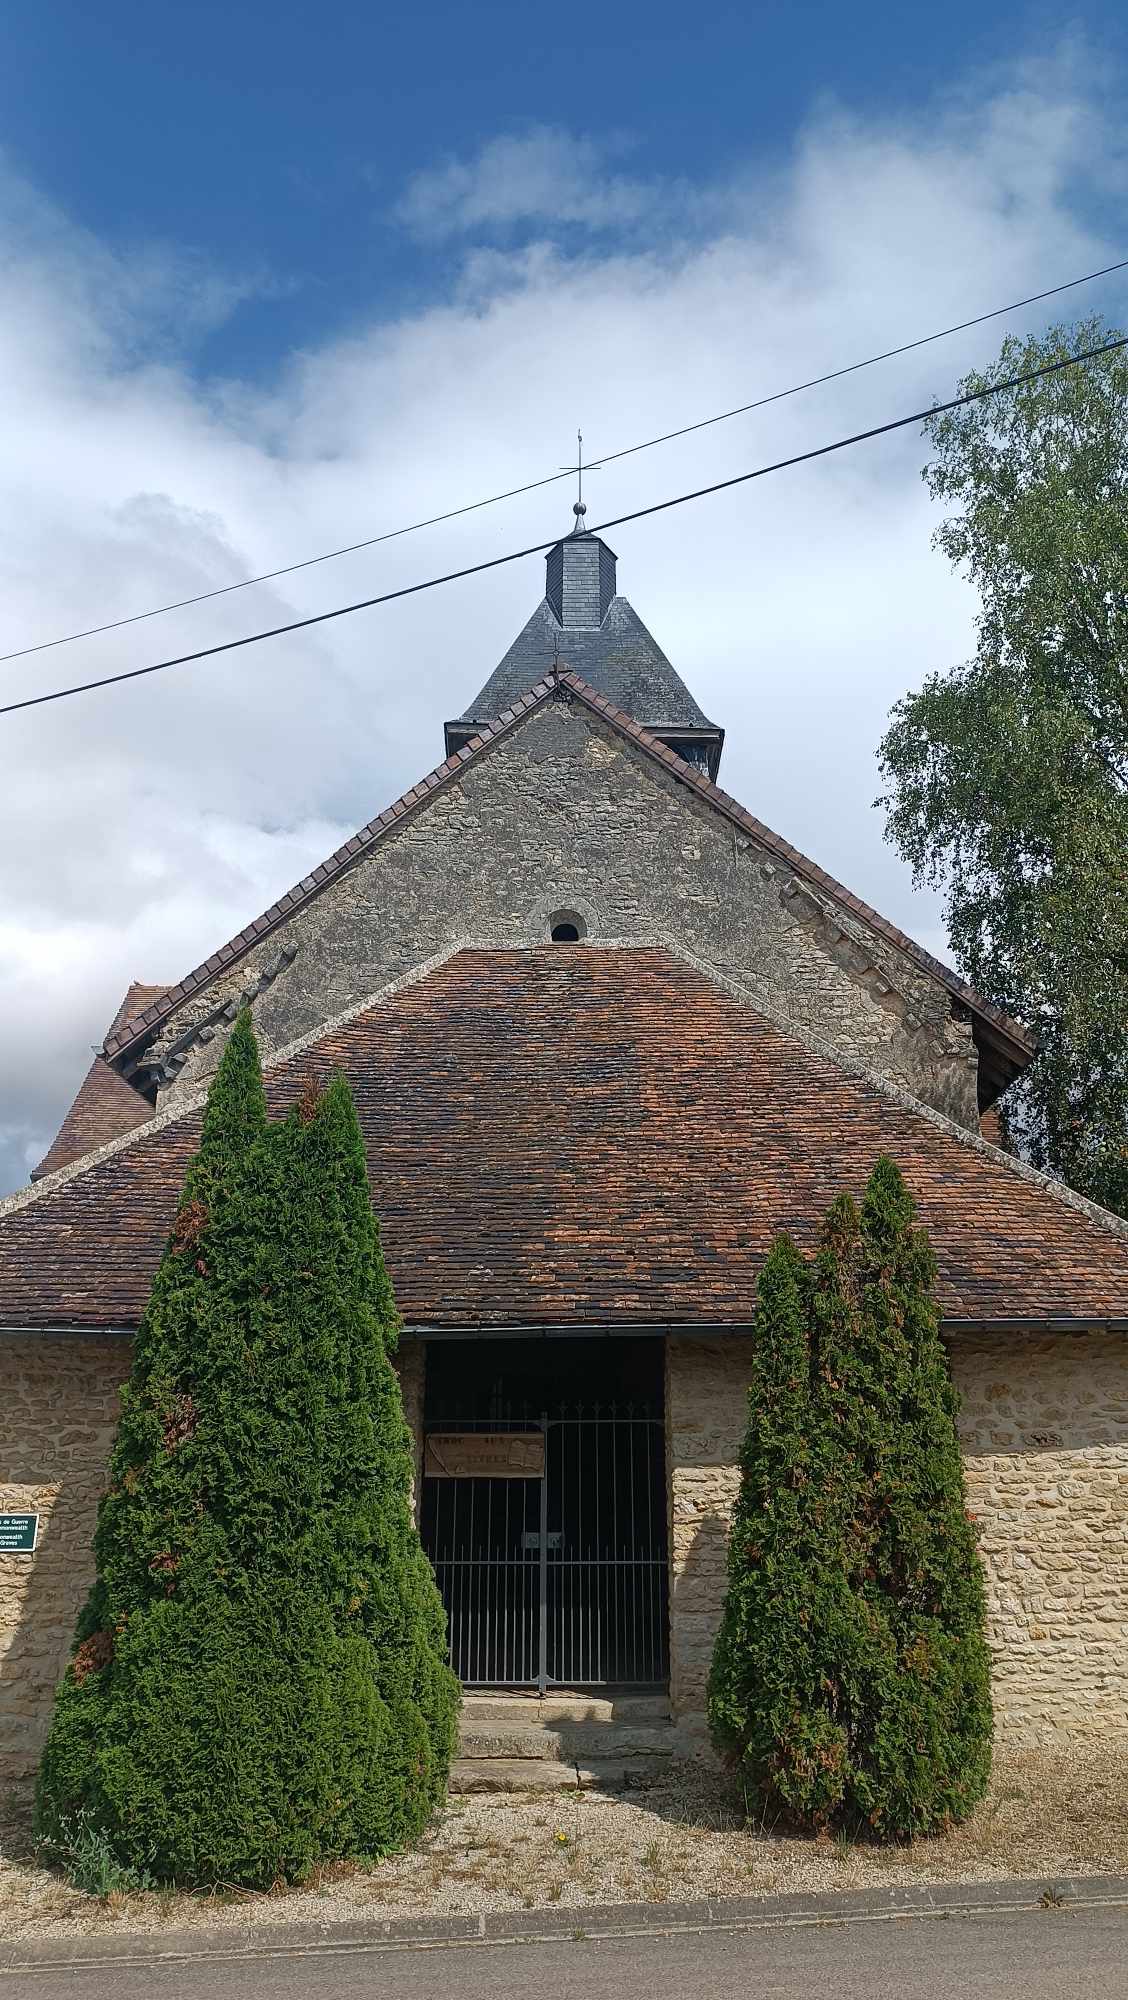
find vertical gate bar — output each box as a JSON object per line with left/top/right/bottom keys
{"left": 636, "top": 1427, "right": 645, "bottom": 1682}
{"left": 631, "top": 1534, "right": 638, "bottom": 1684}
{"left": 445, "top": 1512, "right": 452, "bottom": 1681}
{"left": 445, "top": 1470, "right": 455, "bottom": 1680}
{"left": 538, "top": 1415, "right": 548, "bottom": 1696}
{"left": 578, "top": 1414, "right": 586, "bottom": 1683}
{"left": 468, "top": 1474, "right": 477, "bottom": 1686}
{"left": 480, "top": 1483, "right": 486, "bottom": 1687}
{"left": 644, "top": 1418, "right": 655, "bottom": 1681}
{"left": 568, "top": 1421, "right": 575, "bottom": 1686}
{"left": 629, "top": 1423, "right": 638, "bottom": 1684}
{"left": 492, "top": 1487, "right": 498, "bottom": 1685}
{"left": 610, "top": 1422, "right": 618, "bottom": 1683}
{"left": 443, "top": 1489, "right": 451, "bottom": 1682}
{"left": 502, "top": 1480, "right": 512, "bottom": 1680}
{"left": 446, "top": 1480, "right": 454, "bottom": 1680}
{"left": 658, "top": 1418, "right": 666, "bottom": 1681}
{"left": 457, "top": 1482, "right": 466, "bottom": 1687}
{"left": 551, "top": 1430, "right": 558, "bottom": 1689}
{"left": 455, "top": 1535, "right": 463, "bottom": 1683}
{"left": 524, "top": 1479, "right": 531, "bottom": 1684}
{"left": 459, "top": 1482, "right": 467, "bottom": 1684}
{"left": 592, "top": 1415, "right": 600, "bottom": 1685}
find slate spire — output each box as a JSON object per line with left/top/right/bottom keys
{"left": 445, "top": 523, "right": 724, "bottom": 778}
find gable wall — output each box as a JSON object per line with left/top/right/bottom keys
{"left": 145, "top": 695, "right": 978, "bottom": 1125}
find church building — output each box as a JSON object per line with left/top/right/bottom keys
{"left": 3, "top": 515, "right": 1128, "bottom": 1778}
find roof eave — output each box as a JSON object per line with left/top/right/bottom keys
{"left": 974, "top": 1012, "right": 1038, "bottom": 1108}
{"left": 5, "top": 1313, "right": 1126, "bottom": 1341}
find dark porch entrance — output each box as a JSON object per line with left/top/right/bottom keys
{"left": 420, "top": 1338, "right": 668, "bottom": 1693}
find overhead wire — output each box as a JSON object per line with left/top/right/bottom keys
{"left": 2, "top": 254, "right": 1127, "bottom": 667}
{"left": 2, "top": 331, "right": 1125, "bottom": 722}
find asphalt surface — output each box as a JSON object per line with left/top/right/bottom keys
{"left": 5, "top": 1905, "right": 1127, "bottom": 2000}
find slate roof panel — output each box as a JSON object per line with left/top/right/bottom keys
{"left": 455, "top": 598, "right": 718, "bottom": 731}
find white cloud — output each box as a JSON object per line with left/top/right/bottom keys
{"left": 0, "top": 49, "right": 1122, "bottom": 1191}
{"left": 393, "top": 127, "right": 663, "bottom": 240}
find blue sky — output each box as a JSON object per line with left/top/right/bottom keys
{"left": 5, "top": 0, "right": 1124, "bottom": 379}
{"left": 0, "top": 5, "right": 1126, "bottom": 1192}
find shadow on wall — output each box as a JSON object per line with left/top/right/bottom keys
{"left": 0, "top": 1337, "right": 127, "bottom": 1781}
{"left": 668, "top": 1507, "right": 732, "bottom": 1735}
{"left": 655, "top": 1512, "right": 746, "bottom": 1828}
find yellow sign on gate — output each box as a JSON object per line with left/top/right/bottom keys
{"left": 423, "top": 1432, "right": 545, "bottom": 1478}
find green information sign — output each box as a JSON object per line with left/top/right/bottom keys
{"left": 0, "top": 1514, "right": 39, "bottom": 1554}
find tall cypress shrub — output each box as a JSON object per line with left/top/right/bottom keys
{"left": 708, "top": 1156, "right": 991, "bottom": 1837}
{"left": 36, "top": 1016, "right": 458, "bottom": 1886}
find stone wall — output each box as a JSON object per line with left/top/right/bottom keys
{"left": 146, "top": 696, "right": 978, "bottom": 1127}
{"left": 0, "top": 1337, "right": 425, "bottom": 1780}
{"left": 0, "top": 1336, "right": 128, "bottom": 1778}
{"left": 665, "top": 1329, "right": 1128, "bottom": 1744}
{"left": 954, "top": 1330, "right": 1128, "bottom": 1741}
{"left": 666, "top": 1334, "right": 753, "bottom": 1732}
{"left": 10, "top": 1327, "right": 1125, "bottom": 1774}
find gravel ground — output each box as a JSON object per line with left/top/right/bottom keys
{"left": 2, "top": 1747, "right": 1126, "bottom": 1943}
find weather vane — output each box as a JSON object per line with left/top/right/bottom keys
{"left": 560, "top": 428, "right": 599, "bottom": 529}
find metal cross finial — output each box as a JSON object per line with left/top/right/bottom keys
{"left": 560, "top": 427, "right": 598, "bottom": 530}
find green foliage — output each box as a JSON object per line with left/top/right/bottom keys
{"left": 877, "top": 318, "right": 1128, "bottom": 1214}
{"left": 708, "top": 1157, "right": 992, "bottom": 1838}
{"left": 39, "top": 1807, "right": 157, "bottom": 1899}
{"left": 35, "top": 1015, "right": 459, "bottom": 1888}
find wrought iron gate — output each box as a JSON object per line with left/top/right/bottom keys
{"left": 420, "top": 1408, "right": 668, "bottom": 1691}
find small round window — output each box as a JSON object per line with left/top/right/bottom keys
{"left": 549, "top": 910, "right": 586, "bottom": 943}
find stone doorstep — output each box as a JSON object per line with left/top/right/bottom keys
{"left": 459, "top": 1692, "right": 671, "bottom": 1725}
{"left": 458, "top": 1721, "right": 676, "bottom": 1761}
{"left": 450, "top": 1755, "right": 675, "bottom": 1793}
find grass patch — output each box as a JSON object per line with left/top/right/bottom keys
{"left": 37, "top": 1810, "right": 156, "bottom": 1901}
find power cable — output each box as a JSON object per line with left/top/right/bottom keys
{"left": 2, "top": 255, "right": 1126, "bottom": 667}
{"left": 2, "top": 332, "right": 1124, "bottom": 722}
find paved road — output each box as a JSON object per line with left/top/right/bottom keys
{"left": 5, "top": 1906, "right": 1127, "bottom": 2000}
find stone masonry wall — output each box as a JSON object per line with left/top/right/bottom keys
{"left": 0, "top": 1338, "right": 425, "bottom": 1780}
{"left": 666, "top": 1334, "right": 753, "bottom": 1732}
{"left": 0, "top": 1336, "right": 128, "bottom": 1778}
{"left": 954, "top": 1331, "right": 1128, "bottom": 1741}
{"left": 12, "top": 1328, "right": 1123, "bottom": 1771}
{"left": 147, "top": 697, "right": 978, "bottom": 1127}
{"left": 666, "top": 1330, "right": 1128, "bottom": 1743}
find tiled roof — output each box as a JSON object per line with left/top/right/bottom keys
{"left": 32, "top": 984, "right": 167, "bottom": 1181}
{"left": 100, "top": 675, "right": 1035, "bottom": 1089}
{"left": 3, "top": 948, "right": 1123, "bottom": 1333}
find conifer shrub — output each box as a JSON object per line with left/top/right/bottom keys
{"left": 708, "top": 1156, "right": 992, "bottom": 1838}
{"left": 35, "top": 1014, "right": 459, "bottom": 1887}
